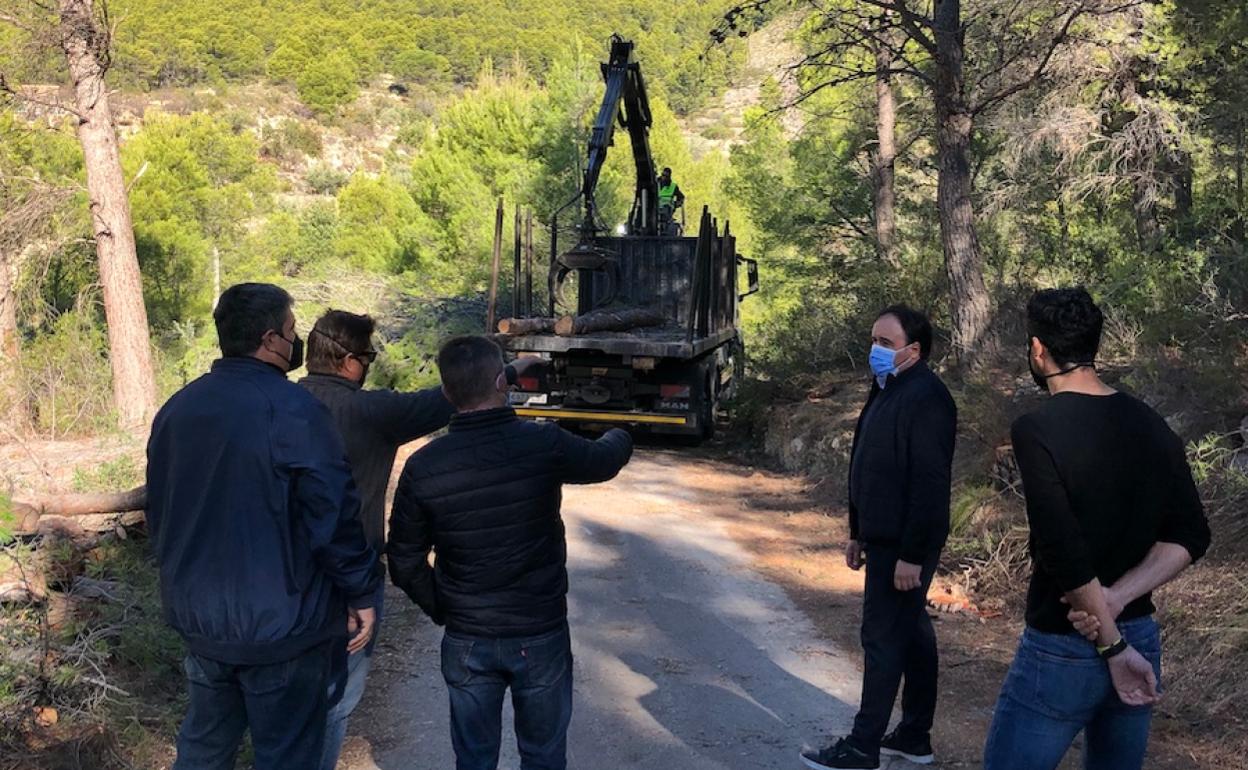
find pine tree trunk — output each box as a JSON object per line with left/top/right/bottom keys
{"left": 0, "top": 252, "right": 17, "bottom": 362}
{"left": 58, "top": 0, "right": 156, "bottom": 429}
{"left": 932, "top": 0, "right": 994, "bottom": 365}
{"left": 871, "top": 19, "right": 900, "bottom": 269}
{"left": 1132, "top": 180, "right": 1161, "bottom": 253}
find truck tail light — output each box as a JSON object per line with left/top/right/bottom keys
{"left": 660, "top": 384, "right": 691, "bottom": 399}
{"left": 517, "top": 376, "right": 541, "bottom": 391}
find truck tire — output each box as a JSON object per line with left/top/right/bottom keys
{"left": 700, "top": 367, "right": 718, "bottom": 441}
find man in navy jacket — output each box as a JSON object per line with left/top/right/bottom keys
{"left": 146, "top": 283, "right": 380, "bottom": 770}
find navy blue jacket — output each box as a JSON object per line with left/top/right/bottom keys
{"left": 146, "top": 357, "right": 380, "bottom": 665}
{"left": 848, "top": 360, "right": 957, "bottom": 563}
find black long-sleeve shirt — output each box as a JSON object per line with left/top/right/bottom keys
{"left": 1011, "top": 391, "right": 1211, "bottom": 633}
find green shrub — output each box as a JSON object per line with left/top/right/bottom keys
{"left": 15, "top": 307, "right": 116, "bottom": 438}
{"left": 305, "top": 164, "right": 349, "bottom": 195}
{"left": 0, "top": 494, "right": 12, "bottom": 544}
{"left": 296, "top": 49, "right": 360, "bottom": 117}
{"left": 950, "top": 483, "right": 999, "bottom": 539}
{"left": 72, "top": 457, "right": 142, "bottom": 493}
{"left": 259, "top": 119, "right": 323, "bottom": 162}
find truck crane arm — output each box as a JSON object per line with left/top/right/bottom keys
{"left": 580, "top": 35, "right": 660, "bottom": 237}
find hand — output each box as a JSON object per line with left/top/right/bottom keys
{"left": 894, "top": 559, "right": 922, "bottom": 591}
{"left": 496, "top": 356, "right": 545, "bottom": 391}
{"left": 1107, "top": 645, "right": 1160, "bottom": 706}
{"left": 845, "top": 540, "right": 864, "bottom": 571}
{"left": 347, "top": 606, "right": 377, "bottom": 655}
{"left": 1064, "top": 585, "right": 1126, "bottom": 642}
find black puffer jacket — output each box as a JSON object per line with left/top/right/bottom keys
{"left": 387, "top": 407, "right": 633, "bottom": 637}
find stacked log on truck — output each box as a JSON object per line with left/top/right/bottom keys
{"left": 497, "top": 306, "right": 665, "bottom": 337}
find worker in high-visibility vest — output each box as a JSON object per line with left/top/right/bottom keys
{"left": 657, "top": 167, "right": 685, "bottom": 235}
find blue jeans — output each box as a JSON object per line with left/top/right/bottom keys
{"left": 173, "top": 641, "right": 332, "bottom": 770}
{"left": 319, "top": 589, "right": 384, "bottom": 770}
{"left": 983, "top": 616, "right": 1163, "bottom": 770}
{"left": 442, "top": 623, "right": 574, "bottom": 770}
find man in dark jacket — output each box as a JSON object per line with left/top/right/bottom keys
{"left": 803, "top": 305, "right": 957, "bottom": 770}
{"left": 299, "top": 309, "right": 458, "bottom": 770}
{"left": 146, "top": 283, "right": 380, "bottom": 770}
{"left": 388, "top": 335, "right": 633, "bottom": 770}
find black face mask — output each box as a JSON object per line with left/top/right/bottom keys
{"left": 276, "top": 331, "right": 304, "bottom": 371}
{"left": 1028, "top": 344, "right": 1093, "bottom": 392}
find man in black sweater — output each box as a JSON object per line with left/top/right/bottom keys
{"left": 803, "top": 305, "right": 957, "bottom": 770}
{"left": 299, "top": 310, "right": 457, "bottom": 770}
{"left": 983, "top": 288, "right": 1210, "bottom": 770}
{"left": 388, "top": 335, "right": 633, "bottom": 770}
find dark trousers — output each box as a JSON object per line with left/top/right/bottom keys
{"left": 849, "top": 545, "right": 940, "bottom": 753}
{"left": 441, "top": 623, "right": 574, "bottom": 770}
{"left": 173, "top": 641, "right": 333, "bottom": 770}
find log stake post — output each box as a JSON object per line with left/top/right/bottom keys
{"left": 487, "top": 198, "right": 504, "bottom": 333}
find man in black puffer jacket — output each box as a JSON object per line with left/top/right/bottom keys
{"left": 388, "top": 335, "right": 632, "bottom": 770}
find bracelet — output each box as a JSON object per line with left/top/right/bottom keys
{"left": 1097, "top": 637, "right": 1129, "bottom": 660}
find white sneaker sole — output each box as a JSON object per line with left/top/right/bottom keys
{"left": 800, "top": 754, "right": 880, "bottom": 770}
{"left": 880, "top": 746, "right": 935, "bottom": 765}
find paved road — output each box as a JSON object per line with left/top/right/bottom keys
{"left": 343, "top": 451, "right": 866, "bottom": 770}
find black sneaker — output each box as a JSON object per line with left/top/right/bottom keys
{"left": 880, "top": 729, "right": 935, "bottom": 765}
{"left": 800, "top": 737, "right": 880, "bottom": 770}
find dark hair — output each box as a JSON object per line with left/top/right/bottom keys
{"left": 1026, "top": 287, "right": 1103, "bottom": 365}
{"left": 213, "top": 283, "right": 292, "bottom": 357}
{"left": 876, "top": 304, "right": 933, "bottom": 360}
{"left": 307, "top": 310, "right": 376, "bottom": 373}
{"left": 436, "top": 335, "right": 504, "bottom": 408}
{"left": 661, "top": 167, "right": 671, "bottom": 175}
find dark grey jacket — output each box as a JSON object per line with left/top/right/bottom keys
{"left": 299, "top": 374, "right": 454, "bottom": 550}
{"left": 848, "top": 360, "right": 957, "bottom": 563}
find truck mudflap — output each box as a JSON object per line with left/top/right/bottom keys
{"left": 513, "top": 405, "right": 691, "bottom": 427}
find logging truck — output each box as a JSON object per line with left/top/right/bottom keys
{"left": 494, "top": 37, "right": 759, "bottom": 441}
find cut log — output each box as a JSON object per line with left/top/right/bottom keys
{"left": 10, "top": 485, "right": 147, "bottom": 536}
{"left": 554, "top": 308, "right": 666, "bottom": 337}
{"left": 497, "top": 317, "right": 556, "bottom": 335}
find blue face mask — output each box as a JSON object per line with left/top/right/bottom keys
{"left": 869, "top": 344, "right": 899, "bottom": 379}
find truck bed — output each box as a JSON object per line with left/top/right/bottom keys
{"left": 499, "top": 325, "right": 736, "bottom": 359}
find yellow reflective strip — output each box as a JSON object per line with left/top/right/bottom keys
{"left": 514, "top": 408, "right": 688, "bottom": 426}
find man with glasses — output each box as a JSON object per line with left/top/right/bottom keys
{"left": 300, "top": 309, "right": 457, "bottom": 769}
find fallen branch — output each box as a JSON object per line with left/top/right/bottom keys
{"left": 9, "top": 485, "right": 146, "bottom": 535}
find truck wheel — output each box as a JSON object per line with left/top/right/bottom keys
{"left": 700, "top": 369, "right": 718, "bottom": 441}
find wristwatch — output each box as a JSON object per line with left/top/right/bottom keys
{"left": 1097, "top": 637, "right": 1129, "bottom": 660}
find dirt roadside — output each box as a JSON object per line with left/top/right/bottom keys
{"left": 669, "top": 446, "right": 1214, "bottom": 770}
